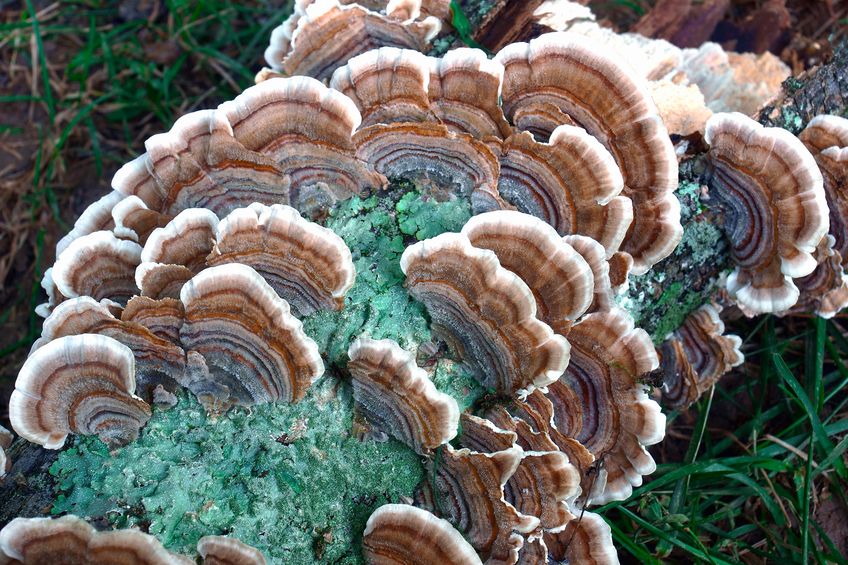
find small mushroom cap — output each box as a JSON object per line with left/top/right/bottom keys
{"left": 547, "top": 308, "right": 664, "bottom": 504}
{"left": 458, "top": 413, "right": 517, "bottom": 454}
{"left": 516, "top": 534, "right": 548, "bottom": 565}
{"left": 111, "top": 195, "right": 172, "bottom": 244}
{"left": 121, "top": 296, "right": 185, "bottom": 344}
{"left": 362, "top": 504, "right": 482, "bottom": 565}
{"left": 347, "top": 337, "right": 459, "bottom": 454}
{"left": 799, "top": 114, "right": 848, "bottom": 153}
{"left": 207, "top": 203, "right": 355, "bottom": 316}
{"left": 562, "top": 234, "right": 616, "bottom": 313}
{"left": 497, "top": 126, "right": 633, "bottom": 254}
{"left": 461, "top": 210, "right": 595, "bottom": 334}
{"left": 10, "top": 334, "right": 151, "bottom": 449}
{"left": 495, "top": 32, "right": 681, "bottom": 274}
{"left": 661, "top": 303, "right": 743, "bottom": 409}
{"left": 179, "top": 264, "right": 324, "bottom": 408}
{"left": 544, "top": 512, "right": 619, "bottom": 565}
{"left": 400, "top": 232, "right": 570, "bottom": 395}
{"left": 353, "top": 122, "right": 504, "bottom": 212}
{"left": 504, "top": 450, "right": 580, "bottom": 530}
{"left": 141, "top": 208, "right": 219, "bottom": 272}
{"left": 433, "top": 445, "right": 539, "bottom": 564}
{"left": 705, "top": 112, "right": 829, "bottom": 315}
{"left": 197, "top": 535, "right": 267, "bottom": 565}
{"left": 53, "top": 231, "right": 142, "bottom": 306}
{"left": 267, "top": 0, "right": 440, "bottom": 82}
{"left": 56, "top": 190, "right": 126, "bottom": 257}
{"left": 790, "top": 236, "right": 848, "bottom": 319}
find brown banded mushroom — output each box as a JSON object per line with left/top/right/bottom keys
{"left": 704, "top": 112, "right": 829, "bottom": 315}
{"left": 503, "top": 450, "right": 580, "bottom": 531}
{"left": 10, "top": 334, "right": 151, "bottom": 449}
{"left": 197, "top": 535, "right": 267, "bottom": 565}
{"left": 347, "top": 337, "right": 459, "bottom": 454}
{"left": 55, "top": 190, "right": 126, "bottom": 257}
{"left": 0, "top": 515, "right": 193, "bottom": 565}
{"left": 33, "top": 297, "right": 186, "bottom": 402}
{"left": 562, "top": 234, "right": 617, "bottom": 312}
{"left": 789, "top": 236, "right": 848, "bottom": 319}
{"left": 461, "top": 210, "right": 594, "bottom": 334}
{"left": 264, "top": 0, "right": 442, "bottom": 82}
{"left": 52, "top": 231, "right": 142, "bottom": 307}
{"left": 516, "top": 534, "right": 548, "bottom": 565}
{"left": 362, "top": 504, "right": 483, "bottom": 565}
{"left": 121, "top": 296, "right": 185, "bottom": 344}
{"left": 545, "top": 308, "right": 664, "bottom": 504}
{"left": 207, "top": 203, "right": 356, "bottom": 316}
{"left": 458, "top": 413, "right": 517, "bottom": 454}
{"left": 179, "top": 264, "right": 324, "bottom": 410}
{"left": 0, "top": 425, "right": 12, "bottom": 478}
{"left": 497, "top": 126, "right": 633, "bottom": 254}
{"left": 111, "top": 195, "right": 172, "bottom": 244}
{"left": 353, "top": 122, "right": 505, "bottom": 212}
{"left": 495, "top": 32, "right": 681, "bottom": 275}
{"left": 660, "top": 303, "right": 744, "bottom": 409}
{"left": 544, "top": 512, "right": 619, "bottom": 565}
{"left": 432, "top": 445, "right": 539, "bottom": 564}
{"left": 400, "top": 232, "right": 570, "bottom": 395}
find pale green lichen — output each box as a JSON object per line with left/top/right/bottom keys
{"left": 49, "top": 190, "right": 484, "bottom": 564}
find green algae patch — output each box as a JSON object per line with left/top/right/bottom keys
{"left": 51, "top": 382, "right": 423, "bottom": 564}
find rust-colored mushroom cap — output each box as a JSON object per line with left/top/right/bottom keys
{"left": 347, "top": 337, "right": 459, "bottom": 454}
{"left": 705, "top": 112, "right": 829, "bottom": 315}
{"left": 362, "top": 504, "right": 482, "bottom": 565}
{"left": 354, "top": 122, "right": 505, "bottom": 212}
{"left": 497, "top": 127, "right": 633, "bottom": 254}
{"left": 495, "top": 32, "right": 681, "bottom": 274}
{"left": 207, "top": 203, "right": 355, "bottom": 316}
{"left": 799, "top": 114, "right": 848, "bottom": 153}
{"left": 121, "top": 296, "right": 185, "bottom": 344}
{"left": 112, "top": 195, "right": 171, "bottom": 244}
{"left": 433, "top": 445, "right": 539, "bottom": 564}
{"left": 10, "top": 334, "right": 151, "bottom": 449}
{"left": 400, "top": 232, "right": 570, "bottom": 395}
{"left": 544, "top": 512, "right": 619, "bottom": 565}
{"left": 53, "top": 231, "right": 142, "bottom": 307}
{"left": 0, "top": 515, "right": 192, "bottom": 565}
{"left": 265, "top": 0, "right": 441, "bottom": 82}
{"left": 660, "top": 303, "right": 744, "bottom": 409}
{"left": 34, "top": 297, "right": 186, "bottom": 402}
{"left": 197, "top": 535, "right": 267, "bottom": 565}
{"left": 461, "top": 210, "right": 594, "bottom": 334}
{"left": 179, "top": 264, "right": 324, "bottom": 410}
{"left": 458, "top": 413, "right": 517, "bottom": 454}
{"left": 546, "top": 308, "right": 664, "bottom": 504}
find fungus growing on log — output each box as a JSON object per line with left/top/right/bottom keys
{"left": 461, "top": 210, "right": 594, "bottom": 334}
{"left": 197, "top": 535, "right": 267, "bottom": 565}
{"left": 10, "top": 334, "right": 151, "bottom": 449}
{"left": 400, "top": 232, "right": 570, "bottom": 394}
{"left": 660, "top": 303, "right": 744, "bottom": 409}
{"left": 208, "top": 203, "right": 356, "bottom": 316}
{"left": 179, "top": 264, "right": 324, "bottom": 409}
{"left": 362, "top": 504, "right": 483, "bottom": 565}
{"left": 705, "top": 112, "right": 829, "bottom": 315}
{"left": 52, "top": 231, "right": 142, "bottom": 307}
{"left": 432, "top": 446, "right": 539, "bottom": 564}
{"left": 495, "top": 32, "right": 681, "bottom": 274}
{"left": 347, "top": 337, "right": 459, "bottom": 454}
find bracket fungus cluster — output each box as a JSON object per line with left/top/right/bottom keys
{"left": 11, "top": 4, "right": 848, "bottom": 562}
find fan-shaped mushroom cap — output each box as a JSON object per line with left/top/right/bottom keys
{"left": 0, "top": 425, "right": 12, "bottom": 478}
{"left": 56, "top": 190, "right": 126, "bottom": 257}
{"left": 266, "top": 0, "right": 441, "bottom": 82}
{"left": 790, "top": 236, "right": 848, "bottom": 319}
{"left": 10, "top": 334, "right": 151, "bottom": 449}
{"left": 503, "top": 451, "right": 580, "bottom": 530}
{"left": 330, "top": 47, "right": 433, "bottom": 127}
{"left": 544, "top": 512, "right": 619, "bottom": 565}
{"left": 458, "top": 413, "right": 517, "bottom": 453}
{"left": 546, "top": 308, "right": 664, "bottom": 503}
{"left": 111, "top": 195, "right": 171, "bottom": 244}
{"left": 799, "top": 115, "right": 848, "bottom": 153}
{"left": 461, "top": 210, "right": 594, "bottom": 334}
{"left": 34, "top": 297, "right": 186, "bottom": 401}
{"left": 705, "top": 112, "right": 829, "bottom": 315}
{"left": 362, "top": 504, "right": 483, "bottom": 565}
{"left": 562, "top": 234, "right": 616, "bottom": 312}
{"left": 53, "top": 231, "right": 141, "bottom": 306}
{"left": 660, "top": 303, "right": 743, "bottom": 408}
{"left": 516, "top": 534, "right": 548, "bottom": 565}
{"left": 197, "top": 535, "right": 267, "bottom": 565}
{"left": 400, "top": 232, "right": 570, "bottom": 395}
{"left": 497, "top": 127, "right": 633, "bottom": 254}
{"left": 35, "top": 267, "right": 65, "bottom": 319}
{"left": 121, "top": 296, "right": 184, "bottom": 344}
{"left": 207, "top": 203, "right": 355, "bottom": 316}
{"left": 347, "top": 337, "right": 459, "bottom": 454}
{"left": 179, "top": 264, "right": 323, "bottom": 409}
{"left": 0, "top": 515, "right": 192, "bottom": 565}
{"left": 495, "top": 32, "right": 681, "bottom": 274}
{"left": 354, "top": 122, "right": 504, "bottom": 212}
{"left": 427, "top": 48, "right": 513, "bottom": 139}
{"left": 433, "top": 445, "right": 539, "bottom": 564}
